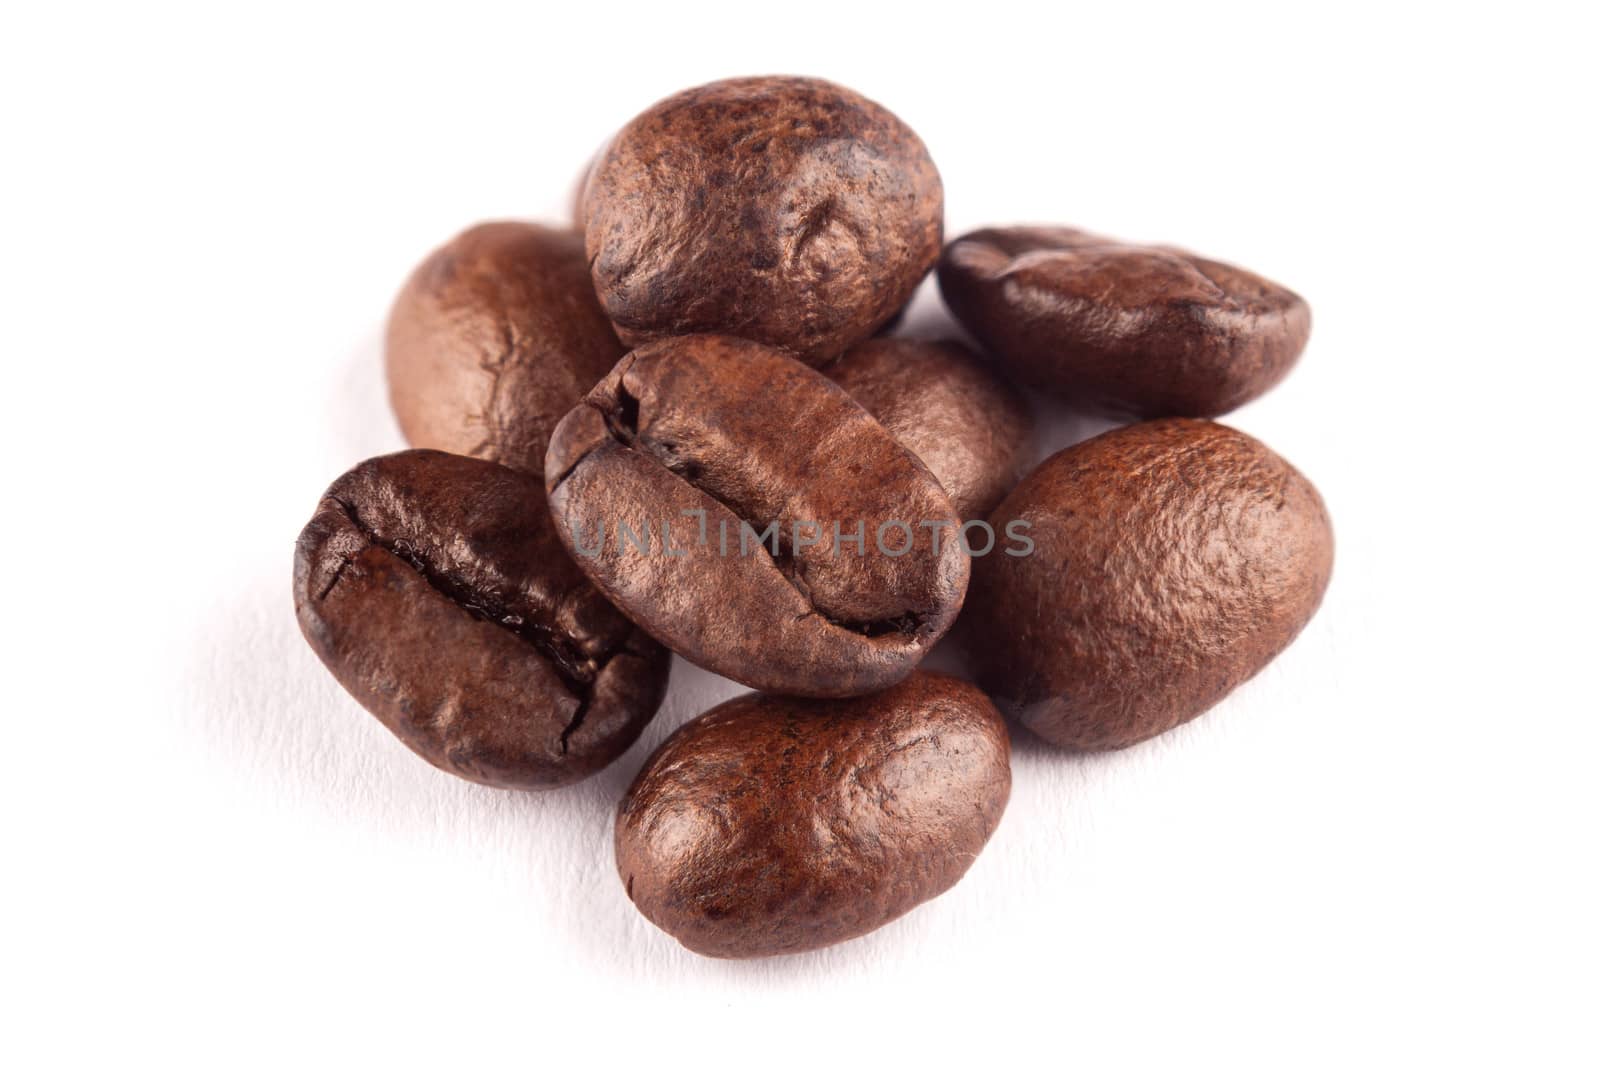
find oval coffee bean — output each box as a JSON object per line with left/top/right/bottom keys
{"left": 545, "top": 334, "right": 968, "bottom": 697}
{"left": 616, "top": 671, "right": 1010, "bottom": 958}
{"left": 938, "top": 226, "right": 1311, "bottom": 418}
{"left": 823, "top": 337, "right": 1035, "bottom": 521}
{"left": 385, "top": 222, "right": 625, "bottom": 474}
{"left": 293, "top": 450, "right": 669, "bottom": 789}
{"left": 962, "top": 419, "right": 1333, "bottom": 750}
{"left": 583, "top": 76, "right": 943, "bottom": 365}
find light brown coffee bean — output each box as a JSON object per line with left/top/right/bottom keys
{"left": 386, "top": 222, "right": 624, "bottom": 473}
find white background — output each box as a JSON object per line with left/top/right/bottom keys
{"left": 4, "top": 3, "right": 1596, "bottom": 1063}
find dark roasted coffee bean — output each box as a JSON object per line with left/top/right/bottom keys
{"left": 823, "top": 337, "right": 1035, "bottom": 521}
{"left": 616, "top": 671, "right": 1010, "bottom": 958}
{"left": 545, "top": 334, "right": 968, "bottom": 697}
{"left": 582, "top": 76, "right": 942, "bottom": 365}
{"left": 385, "top": 222, "right": 624, "bottom": 474}
{"left": 293, "top": 450, "right": 669, "bottom": 789}
{"left": 962, "top": 419, "right": 1333, "bottom": 750}
{"left": 938, "top": 227, "right": 1311, "bottom": 418}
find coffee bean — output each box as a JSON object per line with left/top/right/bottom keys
{"left": 293, "top": 449, "right": 669, "bottom": 789}
{"left": 938, "top": 227, "right": 1311, "bottom": 417}
{"left": 823, "top": 337, "right": 1035, "bottom": 521}
{"left": 962, "top": 419, "right": 1333, "bottom": 750}
{"left": 582, "top": 76, "right": 943, "bottom": 365}
{"left": 616, "top": 671, "right": 1010, "bottom": 958}
{"left": 544, "top": 334, "right": 968, "bottom": 697}
{"left": 385, "top": 222, "right": 625, "bottom": 474}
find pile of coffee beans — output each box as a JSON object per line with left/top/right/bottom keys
{"left": 294, "top": 75, "right": 1333, "bottom": 959}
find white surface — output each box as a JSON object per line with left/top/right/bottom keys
{"left": 4, "top": 3, "right": 1597, "bottom": 1063}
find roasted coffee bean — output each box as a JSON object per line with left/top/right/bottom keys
{"left": 582, "top": 76, "right": 943, "bottom": 365}
{"left": 293, "top": 450, "right": 669, "bottom": 789}
{"left": 385, "top": 222, "right": 625, "bottom": 474}
{"left": 962, "top": 419, "right": 1332, "bottom": 750}
{"left": 938, "top": 227, "right": 1311, "bottom": 418}
{"left": 616, "top": 671, "right": 1010, "bottom": 958}
{"left": 823, "top": 337, "right": 1035, "bottom": 521}
{"left": 545, "top": 334, "right": 968, "bottom": 697}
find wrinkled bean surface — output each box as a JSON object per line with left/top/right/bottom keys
{"left": 962, "top": 419, "right": 1333, "bottom": 749}
{"left": 584, "top": 76, "right": 943, "bottom": 365}
{"left": 545, "top": 335, "right": 968, "bottom": 697}
{"left": 293, "top": 450, "right": 669, "bottom": 788}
